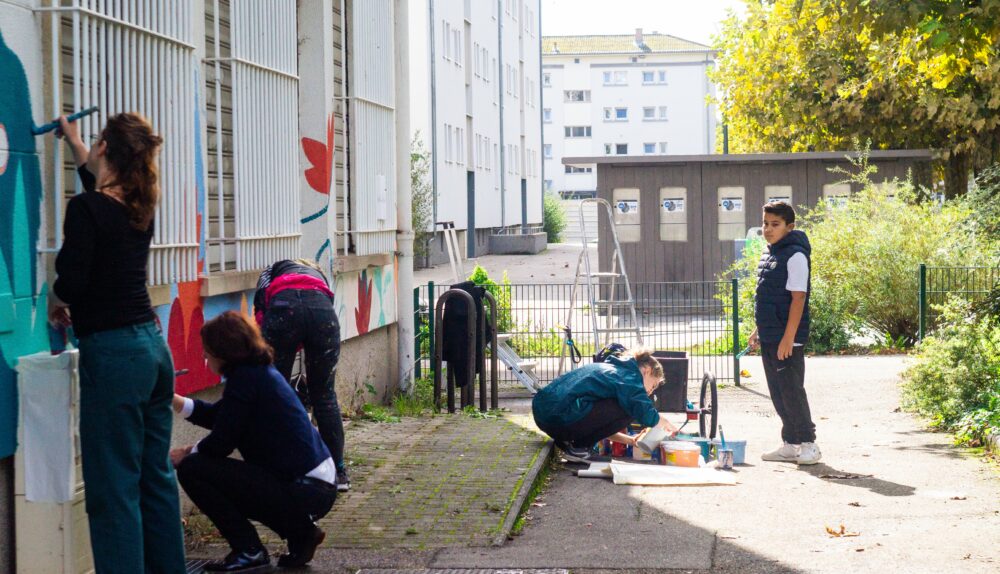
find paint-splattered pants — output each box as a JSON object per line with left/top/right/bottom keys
{"left": 263, "top": 289, "right": 345, "bottom": 470}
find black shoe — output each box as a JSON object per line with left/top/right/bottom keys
{"left": 557, "top": 442, "right": 594, "bottom": 464}
{"left": 203, "top": 548, "right": 271, "bottom": 572}
{"left": 335, "top": 467, "right": 350, "bottom": 492}
{"left": 277, "top": 526, "right": 326, "bottom": 568}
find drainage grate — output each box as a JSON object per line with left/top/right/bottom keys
{"left": 185, "top": 559, "right": 212, "bottom": 573}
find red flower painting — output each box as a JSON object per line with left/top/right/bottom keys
{"left": 302, "top": 115, "right": 335, "bottom": 195}
{"left": 355, "top": 270, "right": 373, "bottom": 335}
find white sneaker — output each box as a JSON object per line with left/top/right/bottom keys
{"left": 761, "top": 442, "right": 799, "bottom": 462}
{"left": 796, "top": 442, "right": 822, "bottom": 465}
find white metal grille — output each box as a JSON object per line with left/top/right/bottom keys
{"left": 50, "top": 0, "right": 198, "bottom": 285}
{"left": 349, "top": 0, "right": 397, "bottom": 256}
{"left": 208, "top": 0, "right": 301, "bottom": 273}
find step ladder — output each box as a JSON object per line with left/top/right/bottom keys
{"left": 494, "top": 333, "right": 541, "bottom": 393}
{"left": 437, "top": 221, "right": 464, "bottom": 283}
{"left": 559, "top": 199, "right": 642, "bottom": 375}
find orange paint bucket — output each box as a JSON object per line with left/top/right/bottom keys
{"left": 660, "top": 441, "right": 700, "bottom": 467}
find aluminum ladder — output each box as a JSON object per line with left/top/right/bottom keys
{"left": 494, "top": 333, "right": 541, "bottom": 393}
{"left": 562, "top": 198, "right": 642, "bottom": 369}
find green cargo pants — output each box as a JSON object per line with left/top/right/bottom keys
{"left": 78, "top": 321, "right": 186, "bottom": 573}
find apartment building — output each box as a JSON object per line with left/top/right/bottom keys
{"left": 542, "top": 29, "right": 716, "bottom": 198}
{"left": 410, "top": 0, "right": 543, "bottom": 260}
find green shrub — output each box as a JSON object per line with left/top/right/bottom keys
{"left": 543, "top": 191, "right": 566, "bottom": 243}
{"left": 723, "top": 153, "right": 989, "bottom": 350}
{"left": 393, "top": 376, "right": 436, "bottom": 417}
{"left": 468, "top": 265, "right": 513, "bottom": 332}
{"left": 902, "top": 300, "right": 1000, "bottom": 445}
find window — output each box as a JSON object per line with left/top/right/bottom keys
{"left": 603, "top": 107, "right": 628, "bottom": 121}
{"left": 544, "top": 144, "right": 552, "bottom": 158}
{"left": 643, "top": 106, "right": 668, "bottom": 121}
{"left": 545, "top": 179, "right": 553, "bottom": 190}
{"left": 543, "top": 108, "right": 552, "bottom": 123}
{"left": 659, "top": 142, "right": 668, "bottom": 153}
{"left": 565, "top": 166, "right": 592, "bottom": 174}
{"left": 602, "top": 70, "right": 627, "bottom": 85}
{"left": 454, "top": 28, "right": 463, "bottom": 66}
{"left": 564, "top": 126, "right": 592, "bottom": 138}
{"left": 443, "top": 21, "right": 451, "bottom": 60}
{"left": 543, "top": 72, "right": 551, "bottom": 87}
{"left": 616, "top": 144, "right": 628, "bottom": 155}
{"left": 564, "top": 90, "right": 590, "bottom": 102}
{"left": 604, "top": 143, "right": 612, "bottom": 155}
{"left": 643, "top": 143, "right": 656, "bottom": 154}
{"left": 642, "top": 69, "right": 667, "bottom": 84}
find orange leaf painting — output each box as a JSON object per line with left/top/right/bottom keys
{"left": 302, "top": 114, "right": 335, "bottom": 195}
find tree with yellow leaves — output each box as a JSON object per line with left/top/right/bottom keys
{"left": 712, "top": 0, "right": 1000, "bottom": 196}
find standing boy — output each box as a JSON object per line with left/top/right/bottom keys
{"left": 748, "top": 201, "right": 821, "bottom": 465}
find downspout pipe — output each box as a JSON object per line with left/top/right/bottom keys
{"left": 537, "top": 0, "right": 544, "bottom": 225}
{"left": 395, "top": 0, "right": 415, "bottom": 393}
{"left": 497, "top": 0, "right": 506, "bottom": 228}
{"left": 429, "top": 0, "right": 439, "bottom": 237}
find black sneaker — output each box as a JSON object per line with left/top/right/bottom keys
{"left": 557, "top": 442, "right": 594, "bottom": 464}
{"left": 277, "top": 525, "right": 326, "bottom": 568}
{"left": 335, "top": 467, "right": 350, "bottom": 492}
{"left": 203, "top": 548, "right": 270, "bottom": 572}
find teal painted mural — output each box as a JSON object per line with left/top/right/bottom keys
{"left": 0, "top": 30, "right": 48, "bottom": 458}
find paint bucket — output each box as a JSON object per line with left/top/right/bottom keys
{"left": 660, "top": 441, "right": 700, "bottom": 467}
{"left": 711, "top": 439, "right": 747, "bottom": 465}
{"left": 632, "top": 446, "right": 652, "bottom": 461}
{"left": 675, "top": 433, "right": 713, "bottom": 461}
{"left": 636, "top": 427, "right": 668, "bottom": 454}
{"left": 718, "top": 448, "right": 734, "bottom": 470}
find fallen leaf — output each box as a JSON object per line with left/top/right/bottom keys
{"left": 826, "top": 524, "right": 861, "bottom": 537}
{"left": 848, "top": 502, "right": 862, "bottom": 507}
{"left": 740, "top": 369, "right": 752, "bottom": 378}
{"left": 531, "top": 502, "right": 547, "bottom": 507}
{"left": 586, "top": 522, "right": 593, "bottom": 527}
{"left": 951, "top": 496, "right": 967, "bottom": 501}
{"left": 962, "top": 554, "right": 971, "bottom": 560}
{"left": 856, "top": 548, "right": 865, "bottom": 552}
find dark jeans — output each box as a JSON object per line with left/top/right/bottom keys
{"left": 176, "top": 453, "right": 336, "bottom": 552}
{"left": 262, "top": 289, "right": 345, "bottom": 469}
{"left": 760, "top": 343, "right": 816, "bottom": 444}
{"left": 538, "top": 399, "right": 632, "bottom": 448}
{"left": 78, "top": 322, "right": 186, "bottom": 574}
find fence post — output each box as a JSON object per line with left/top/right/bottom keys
{"left": 918, "top": 264, "right": 926, "bottom": 341}
{"left": 427, "top": 281, "right": 436, "bottom": 382}
{"left": 413, "top": 286, "right": 422, "bottom": 379}
{"left": 731, "top": 278, "right": 741, "bottom": 387}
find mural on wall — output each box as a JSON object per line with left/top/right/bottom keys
{"left": 301, "top": 113, "right": 335, "bottom": 264}
{"left": 334, "top": 264, "right": 397, "bottom": 340}
{"left": 0, "top": 28, "right": 48, "bottom": 458}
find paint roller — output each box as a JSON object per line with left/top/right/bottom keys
{"left": 31, "top": 106, "right": 100, "bottom": 136}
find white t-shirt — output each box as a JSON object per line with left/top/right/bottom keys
{"left": 785, "top": 252, "right": 809, "bottom": 347}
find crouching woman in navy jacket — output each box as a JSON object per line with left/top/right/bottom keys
{"left": 170, "top": 311, "right": 336, "bottom": 572}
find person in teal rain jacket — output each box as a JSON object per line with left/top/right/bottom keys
{"left": 532, "top": 348, "right": 679, "bottom": 462}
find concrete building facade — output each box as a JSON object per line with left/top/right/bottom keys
{"left": 542, "top": 29, "right": 717, "bottom": 198}
{"left": 409, "top": 0, "right": 543, "bottom": 261}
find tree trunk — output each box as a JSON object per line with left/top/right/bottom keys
{"left": 945, "top": 152, "right": 970, "bottom": 199}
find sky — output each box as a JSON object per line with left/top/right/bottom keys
{"left": 540, "top": 0, "right": 747, "bottom": 47}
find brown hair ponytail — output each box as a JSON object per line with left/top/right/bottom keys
{"left": 99, "top": 112, "right": 162, "bottom": 230}
{"left": 628, "top": 346, "right": 664, "bottom": 381}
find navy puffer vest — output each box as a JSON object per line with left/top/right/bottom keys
{"left": 754, "top": 230, "right": 811, "bottom": 345}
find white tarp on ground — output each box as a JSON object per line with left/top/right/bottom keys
{"left": 17, "top": 351, "right": 77, "bottom": 502}
{"left": 578, "top": 462, "right": 737, "bottom": 486}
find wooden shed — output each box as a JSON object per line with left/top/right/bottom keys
{"left": 562, "top": 150, "right": 935, "bottom": 283}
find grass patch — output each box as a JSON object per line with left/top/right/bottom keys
{"left": 510, "top": 456, "right": 555, "bottom": 537}
{"left": 359, "top": 403, "right": 401, "bottom": 423}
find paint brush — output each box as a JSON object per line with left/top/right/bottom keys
{"left": 31, "top": 106, "right": 100, "bottom": 136}
{"left": 719, "top": 425, "right": 727, "bottom": 449}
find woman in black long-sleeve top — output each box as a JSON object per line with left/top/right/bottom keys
{"left": 49, "top": 113, "right": 185, "bottom": 574}
{"left": 171, "top": 311, "right": 336, "bottom": 572}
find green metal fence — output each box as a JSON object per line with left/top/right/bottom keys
{"left": 414, "top": 280, "right": 742, "bottom": 390}
{"left": 918, "top": 264, "right": 1000, "bottom": 339}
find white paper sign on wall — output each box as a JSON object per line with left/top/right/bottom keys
{"left": 662, "top": 198, "right": 685, "bottom": 212}
{"left": 720, "top": 197, "right": 743, "bottom": 212}
{"left": 616, "top": 200, "right": 638, "bottom": 214}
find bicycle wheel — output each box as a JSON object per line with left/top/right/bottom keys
{"left": 699, "top": 372, "right": 718, "bottom": 439}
